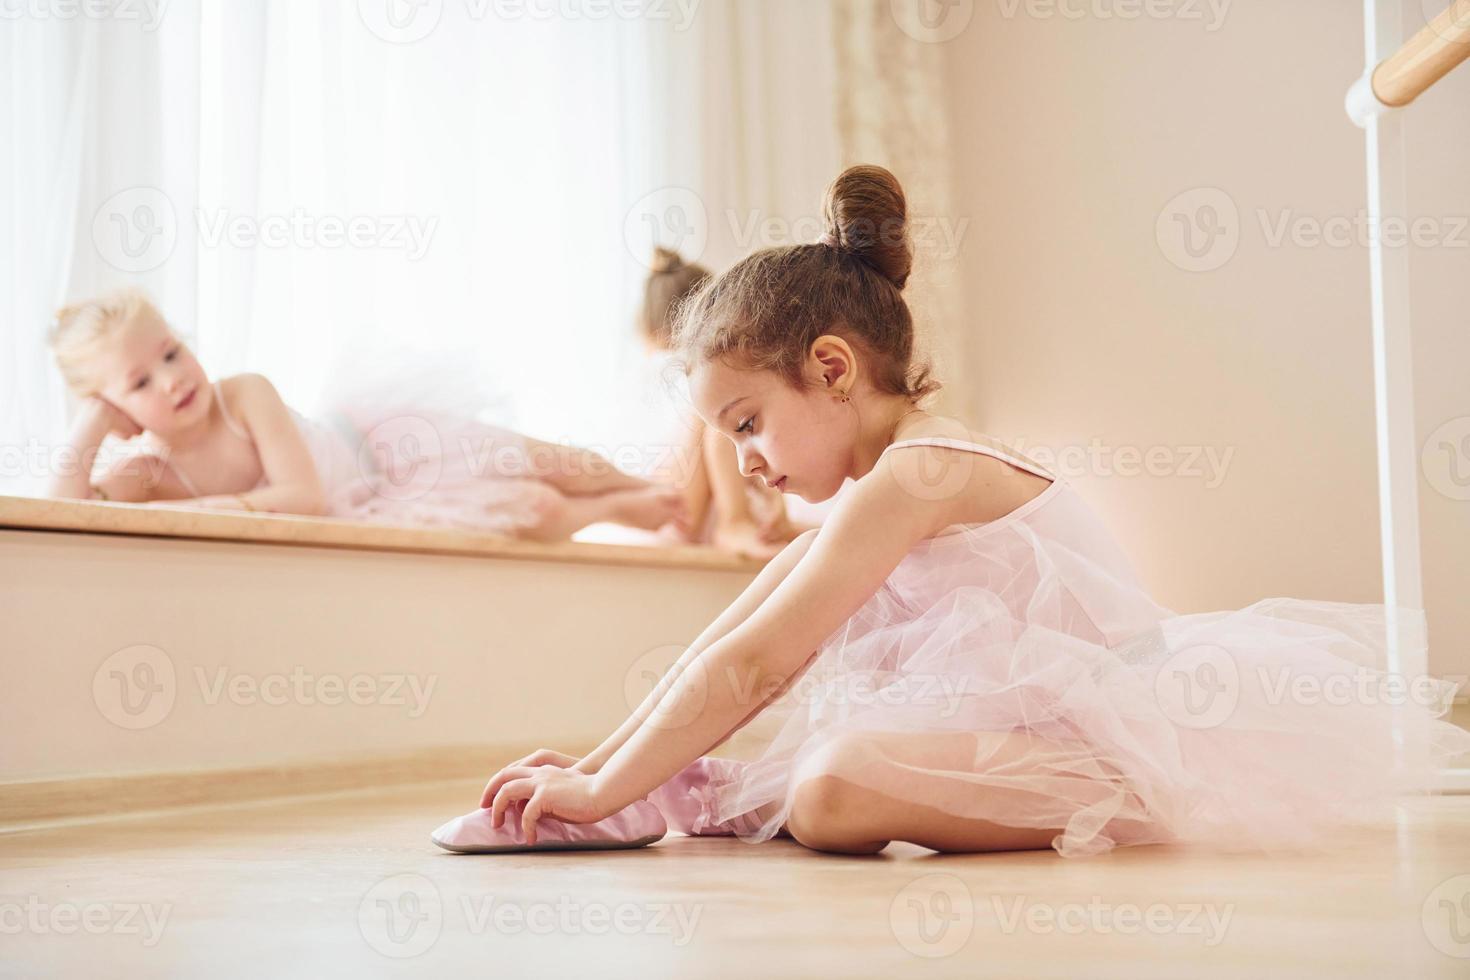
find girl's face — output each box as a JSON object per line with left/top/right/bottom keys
{"left": 689, "top": 358, "right": 857, "bottom": 503}
{"left": 90, "top": 307, "right": 212, "bottom": 437}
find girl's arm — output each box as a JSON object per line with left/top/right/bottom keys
{"left": 46, "top": 398, "right": 144, "bottom": 500}
{"left": 572, "top": 527, "right": 819, "bottom": 775}
{"left": 588, "top": 446, "right": 964, "bottom": 814}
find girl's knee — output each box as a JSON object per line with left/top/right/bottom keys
{"left": 785, "top": 733, "right": 888, "bottom": 854}
{"left": 786, "top": 777, "right": 886, "bottom": 855}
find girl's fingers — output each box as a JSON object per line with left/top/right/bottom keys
{"left": 482, "top": 766, "right": 533, "bottom": 810}
{"left": 523, "top": 790, "right": 546, "bottom": 846}
{"left": 490, "top": 777, "right": 532, "bottom": 828}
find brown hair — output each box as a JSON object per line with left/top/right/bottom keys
{"left": 640, "top": 247, "right": 711, "bottom": 349}
{"left": 672, "top": 164, "right": 939, "bottom": 402}
{"left": 48, "top": 287, "right": 159, "bottom": 394}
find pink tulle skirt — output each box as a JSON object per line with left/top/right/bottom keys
{"left": 287, "top": 366, "right": 552, "bottom": 536}
{"left": 708, "top": 481, "right": 1470, "bottom": 858}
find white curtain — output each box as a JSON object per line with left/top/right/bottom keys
{"left": 2, "top": 0, "right": 840, "bottom": 496}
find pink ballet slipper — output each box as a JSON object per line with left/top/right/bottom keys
{"left": 430, "top": 798, "right": 667, "bottom": 854}
{"left": 647, "top": 757, "right": 764, "bottom": 837}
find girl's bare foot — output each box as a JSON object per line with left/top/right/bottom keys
{"left": 714, "top": 521, "right": 787, "bottom": 561}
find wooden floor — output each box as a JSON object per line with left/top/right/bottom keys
{"left": 3, "top": 781, "right": 1469, "bottom": 978}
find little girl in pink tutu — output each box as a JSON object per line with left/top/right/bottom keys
{"left": 44, "top": 290, "right": 685, "bottom": 539}
{"left": 435, "top": 164, "right": 1470, "bottom": 858}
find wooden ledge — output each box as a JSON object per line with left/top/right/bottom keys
{"left": 0, "top": 495, "right": 765, "bottom": 573}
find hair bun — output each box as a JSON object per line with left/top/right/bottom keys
{"left": 650, "top": 246, "right": 686, "bottom": 275}
{"left": 820, "top": 164, "right": 912, "bottom": 290}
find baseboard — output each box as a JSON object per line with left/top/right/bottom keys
{"left": 0, "top": 741, "right": 593, "bottom": 834}
{"left": 1436, "top": 768, "right": 1470, "bottom": 794}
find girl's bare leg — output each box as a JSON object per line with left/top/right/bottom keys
{"left": 783, "top": 730, "right": 1148, "bottom": 855}
{"left": 514, "top": 481, "right": 685, "bottom": 541}
{"left": 516, "top": 435, "right": 660, "bottom": 497}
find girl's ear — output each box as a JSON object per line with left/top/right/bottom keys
{"left": 808, "top": 334, "right": 857, "bottom": 394}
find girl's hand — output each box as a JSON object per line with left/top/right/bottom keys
{"left": 479, "top": 748, "right": 581, "bottom": 806}
{"left": 78, "top": 396, "right": 142, "bottom": 441}
{"left": 484, "top": 766, "right": 609, "bottom": 845}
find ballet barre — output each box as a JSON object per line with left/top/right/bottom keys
{"left": 1347, "top": 0, "right": 1470, "bottom": 125}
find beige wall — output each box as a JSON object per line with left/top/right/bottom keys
{"left": 938, "top": 2, "right": 1468, "bottom": 680}
{"left": 1, "top": 529, "right": 752, "bottom": 782}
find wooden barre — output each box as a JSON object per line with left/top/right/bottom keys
{"left": 1372, "top": 0, "right": 1470, "bottom": 108}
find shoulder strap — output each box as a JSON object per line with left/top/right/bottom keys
{"left": 214, "top": 379, "right": 252, "bottom": 441}
{"left": 160, "top": 454, "right": 204, "bottom": 498}
{"left": 884, "top": 436, "right": 1057, "bottom": 482}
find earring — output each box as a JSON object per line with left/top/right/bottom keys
{"left": 836, "top": 390, "right": 851, "bottom": 403}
